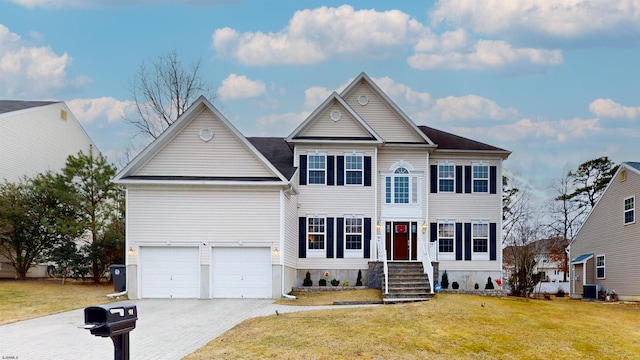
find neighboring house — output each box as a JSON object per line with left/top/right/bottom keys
{"left": 115, "top": 73, "right": 510, "bottom": 299}
{"left": 0, "top": 100, "right": 95, "bottom": 278}
{"left": 569, "top": 162, "right": 640, "bottom": 301}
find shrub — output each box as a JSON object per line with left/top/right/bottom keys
{"left": 319, "top": 278, "right": 327, "bottom": 286}
{"left": 303, "top": 271, "right": 312, "bottom": 286}
{"left": 441, "top": 271, "right": 450, "bottom": 289}
{"left": 474, "top": 283, "right": 479, "bottom": 290}
{"left": 556, "top": 288, "right": 566, "bottom": 297}
{"left": 356, "top": 269, "right": 363, "bottom": 286}
{"left": 343, "top": 281, "right": 349, "bottom": 287}
{"left": 485, "top": 276, "right": 495, "bottom": 290}
{"left": 452, "top": 281, "right": 459, "bottom": 290}
{"left": 330, "top": 278, "right": 340, "bottom": 286}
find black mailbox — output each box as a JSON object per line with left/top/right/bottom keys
{"left": 83, "top": 302, "right": 137, "bottom": 338}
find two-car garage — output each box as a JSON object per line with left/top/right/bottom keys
{"left": 138, "top": 246, "right": 272, "bottom": 299}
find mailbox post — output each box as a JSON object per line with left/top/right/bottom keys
{"left": 82, "top": 301, "right": 137, "bottom": 360}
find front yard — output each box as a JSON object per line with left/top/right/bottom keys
{"left": 186, "top": 293, "right": 640, "bottom": 359}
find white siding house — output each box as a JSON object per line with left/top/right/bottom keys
{"left": 0, "top": 101, "right": 95, "bottom": 278}
{"left": 116, "top": 73, "right": 510, "bottom": 299}
{"left": 569, "top": 162, "right": 640, "bottom": 301}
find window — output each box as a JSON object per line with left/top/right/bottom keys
{"left": 307, "top": 217, "right": 325, "bottom": 251}
{"left": 385, "top": 167, "right": 419, "bottom": 204}
{"left": 438, "top": 164, "right": 455, "bottom": 192}
{"left": 308, "top": 154, "right": 326, "bottom": 184}
{"left": 624, "top": 196, "right": 635, "bottom": 224}
{"left": 472, "top": 223, "right": 489, "bottom": 254}
{"left": 345, "top": 217, "right": 363, "bottom": 250}
{"left": 438, "top": 223, "right": 455, "bottom": 256}
{"left": 345, "top": 154, "right": 363, "bottom": 185}
{"left": 473, "top": 164, "right": 489, "bottom": 193}
{"left": 596, "top": 255, "right": 605, "bottom": 279}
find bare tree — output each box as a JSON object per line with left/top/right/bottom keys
{"left": 124, "top": 50, "right": 214, "bottom": 142}
{"left": 502, "top": 174, "right": 533, "bottom": 243}
{"left": 503, "top": 220, "right": 546, "bottom": 298}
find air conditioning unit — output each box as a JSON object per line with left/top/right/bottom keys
{"left": 583, "top": 284, "right": 600, "bottom": 300}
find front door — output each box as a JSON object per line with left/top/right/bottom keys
{"left": 385, "top": 221, "right": 418, "bottom": 261}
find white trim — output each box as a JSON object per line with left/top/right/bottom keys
{"left": 471, "top": 222, "right": 490, "bottom": 261}
{"left": 307, "top": 151, "right": 327, "bottom": 185}
{"left": 624, "top": 195, "right": 635, "bottom": 225}
{"left": 471, "top": 163, "right": 489, "bottom": 194}
{"left": 437, "top": 221, "right": 456, "bottom": 261}
{"left": 595, "top": 254, "right": 605, "bottom": 279}
{"left": 343, "top": 216, "right": 364, "bottom": 258}
{"left": 437, "top": 162, "right": 455, "bottom": 193}
{"left": 306, "top": 215, "right": 327, "bottom": 258}
{"left": 344, "top": 152, "right": 364, "bottom": 186}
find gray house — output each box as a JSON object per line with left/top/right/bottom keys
{"left": 569, "top": 162, "right": 640, "bottom": 301}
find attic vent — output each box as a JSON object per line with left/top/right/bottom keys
{"left": 330, "top": 110, "right": 342, "bottom": 121}
{"left": 60, "top": 109, "right": 67, "bottom": 120}
{"left": 358, "top": 95, "right": 369, "bottom": 106}
{"left": 199, "top": 128, "right": 214, "bottom": 142}
{"left": 620, "top": 170, "right": 627, "bottom": 182}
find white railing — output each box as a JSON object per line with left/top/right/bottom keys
{"left": 421, "top": 240, "right": 435, "bottom": 294}
{"left": 376, "top": 235, "right": 389, "bottom": 294}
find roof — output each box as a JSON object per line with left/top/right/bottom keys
{"left": 571, "top": 253, "right": 593, "bottom": 264}
{"left": 247, "top": 137, "right": 296, "bottom": 180}
{"left": 0, "top": 100, "right": 59, "bottom": 115}
{"left": 419, "top": 125, "right": 510, "bottom": 154}
{"left": 625, "top": 162, "right": 640, "bottom": 172}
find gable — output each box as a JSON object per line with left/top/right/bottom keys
{"left": 137, "top": 108, "right": 276, "bottom": 178}
{"left": 342, "top": 80, "right": 427, "bottom": 144}
{"left": 302, "top": 99, "right": 374, "bottom": 139}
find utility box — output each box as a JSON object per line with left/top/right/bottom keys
{"left": 109, "top": 264, "right": 126, "bottom": 293}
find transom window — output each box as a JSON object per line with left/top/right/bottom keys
{"left": 345, "top": 154, "right": 363, "bottom": 185}
{"left": 438, "top": 164, "right": 455, "bottom": 192}
{"left": 308, "top": 154, "right": 326, "bottom": 185}
{"left": 596, "top": 255, "right": 605, "bottom": 279}
{"left": 473, "top": 164, "right": 489, "bottom": 193}
{"left": 624, "top": 196, "right": 635, "bottom": 224}
{"left": 307, "top": 217, "right": 325, "bottom": 250}
{"left": 472, "top": 223, "right": 489, "bottom": 253}
{"left": 438, "top": 223, "right": 455, "bottom": 254}
{"left": 345, "top": 217, "right": 363, "bottom": 250}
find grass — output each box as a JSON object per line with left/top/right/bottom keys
{"left": 186, "top": 293, "right": 640, "bottom": 360}
{"left": 0, "top": 278, "right": 119, "bottom": 325}
{"left": 274, "top": 289, "right": 382, "bottom": 306}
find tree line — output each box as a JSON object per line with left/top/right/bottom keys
{"left": 0, "top": 146, "right": 124, "bottom": 283}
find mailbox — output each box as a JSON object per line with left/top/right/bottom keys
{"left": 83, "top": 302, "right": 137, "bottom": 338}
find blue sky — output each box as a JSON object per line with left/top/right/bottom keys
{"left": 1, "top": 0, "right": 639, "bottom": 200}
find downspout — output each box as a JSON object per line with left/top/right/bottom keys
{"left": 280, "top": 188, "right": 296, "bottom": 300}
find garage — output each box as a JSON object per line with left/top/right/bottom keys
{"left": 211, "top": 247, "right": 272, "bottom": 298}
{"left": 139, "top": 247, "right": 200, "bottom": 298}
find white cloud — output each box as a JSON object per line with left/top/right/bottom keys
{"left": 408, "top": 39, "right": 563, "bottom": 72}
{"left": 431, "top": 0, "right": 640, "bottom": 45}
{"left": 218, "top": 74, "right": 266, "bottom": 101}
{"left": 257, "top": 111, "right": 310, "bottom": 136}
{"left": 428, "top": 95, "right": 519, "bottom": 122}
{"left": 373, "top": 77, "right": 433, "bottom": 106}
{"left": 0, "top": 24, "right": 88, "bottom": 98}
{"left": 304, "top": 86, "right": 332, "bottom": 109}
{"left": 589, "top": 98, "right": 639, "bottom": 120}
{"left": 67, "top": 97, "right": 135, "bottom": 123}
{"left": 212, "top": 5, "right": 425, "bottom": 66}
{"left": 9, "top": 0, "right": 238, "bottom": 8}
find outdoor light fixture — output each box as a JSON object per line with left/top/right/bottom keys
{"left": 272, "top": 247, "right": 280, "bottom": 257}
{"left": 376, "top": 221, "right": 381, "bottom": 234}
{"left": 422, "top": 221, "right": 427, "bottom": 233}
{"left": 127, "top": 247, "right": 136, "bottom": 257}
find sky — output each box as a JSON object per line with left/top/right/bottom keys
{"left": 1, "top": 0, "right": 639, "bottom": 202}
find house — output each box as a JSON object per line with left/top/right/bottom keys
{"left": 0, "top": 100, "right": 96, "bottom": 278}
{"left": 569, "top": 162, "right": 640, "bottom": 301}
{"left": 115, "top": 73, "right": 510, "bottom": 299}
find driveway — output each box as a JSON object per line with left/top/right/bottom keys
{"left": 0, "top": 299, "right": 342, "bottom": 360}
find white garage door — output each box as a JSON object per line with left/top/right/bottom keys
{"left": 140, "top": 247, "right": 200, "bottom": 299}
{"left": 212, "top": 247, "right": 271, "bottom": 298}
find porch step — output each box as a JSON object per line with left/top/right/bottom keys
{"left": 383, "top": 262, "right": 434, "bottom": 304}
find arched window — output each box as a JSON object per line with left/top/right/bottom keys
{"left": 385, "top": 166, "right": 418, "bottom": 204}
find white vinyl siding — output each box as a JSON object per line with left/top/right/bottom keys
{"left": 138, "top": 111, "right": 274, "bottom": 178}
{"left": 303, "top": 103, "right": 372, "bottom": 138}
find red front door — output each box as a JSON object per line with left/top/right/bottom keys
{"left": 386, "top": 221, "right": 413, "bottom": 261}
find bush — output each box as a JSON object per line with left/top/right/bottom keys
{"left": 343, "top": 281, "right": 349, "bottom": 287}
{"left": 330, "top": 278, "right": 340, "bottom": 286}
{"left": 356, "top": 269, "right": 363, "bottom": 286}
{"left": 556, "top": 288, "right": 566, "bottom": 297}
{"left": 319, "top": 278, "right": 327, "bottom": 286}
{"left": 485, "top": 276, "right": 495, "bottom": 290}
{"left": 303, "top": 271, "right": 312, "bottom": 286}
{"left": 441, "top": 271, "right": 450, "bottom": 289}
{"left": 474, "top": 283, "right": 479, "bottom": 290}
{"left": 452, "top": 281, "right": 459, "bottom": 289}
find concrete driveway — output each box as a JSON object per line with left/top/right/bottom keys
{"left": 0, "top": 298, "right": 341, "bottom": 360}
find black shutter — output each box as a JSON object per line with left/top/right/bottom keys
{"left": 327, "top": 156, "right": 335, "bottom": 186}
{"left": 490, "top": 166, "right": 497, "bottom": 194}
{"left": 327, "top": 218, "right": 334, "bottom": 258}
{"left": 430, "top": 223, "right": 437, "bottom": 242}
{"left": 430, "top": 165, "right": 438, "bottom": 193}
{"left": 456, "top": 166, "right": 463, "bottom": 193}
{"left": 455, "top": 223, "right": 463, "bottom": 261}
{"left": 337, "top": 218, "right": 344, "bottom": 258}
{"left": 299, "top": 155, "right": 307, "bottom": 185}
{"left": 364, "top": 218, "right": 371, "bottom": 258}
{"left": 465, "top": 166, "right": 472, "bottom": 193}
{"left": 490, "top": 223, "right": 497, "bottom": 260}
{"left": 364, "top": 156, "right": 372, "bottom": 186}
{"left": 337, "top": 156, "right": 344, "bottom": 186}
{"left": 298, "top": 217, "right": 306, "bottom": 258}
{"left": 464, "top": 223, "right": 472, "bottom": 261}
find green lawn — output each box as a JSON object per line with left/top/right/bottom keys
{"left": 186, "top": 294, "right": 640, "bottom": 360}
